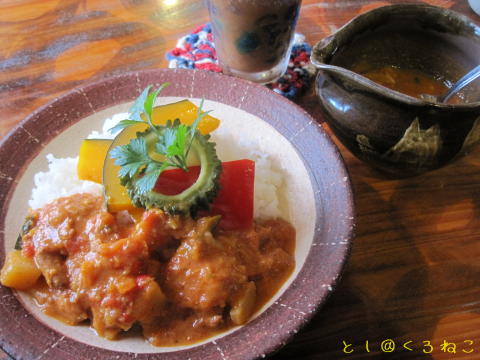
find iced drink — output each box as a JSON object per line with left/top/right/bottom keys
{"left": 207, "top": 0, "right": 302, "bottom": 83}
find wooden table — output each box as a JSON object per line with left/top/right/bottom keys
{"left": 0, "top": 0, "right": 479, "bottom": 359}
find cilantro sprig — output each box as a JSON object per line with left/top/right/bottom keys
{"left": 109, "top": 84, "right": 211, "bottom": 194}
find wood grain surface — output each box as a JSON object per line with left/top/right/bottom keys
{"left": 1, "top": 0, "right": 479, "bottom": 359}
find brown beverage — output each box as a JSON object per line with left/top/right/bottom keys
{"left": 207, "top": 0, "right": 302, "bottom": 83}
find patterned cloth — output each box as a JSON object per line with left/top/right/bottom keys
{"left": 166, "top": 23, "right": 316, "bottom": 99}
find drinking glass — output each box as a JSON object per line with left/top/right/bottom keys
{"left": 206, "top": 0, "right": 302, "bottom": 84}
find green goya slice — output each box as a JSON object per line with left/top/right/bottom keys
{"left": 120, "top": 128, "right": 222, "bottom": 215}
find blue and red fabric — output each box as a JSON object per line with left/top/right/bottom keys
{"left": 166, "top": 23, "right": 315, "bottom": 99}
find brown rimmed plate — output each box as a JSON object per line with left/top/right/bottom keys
{"left": 0, "top": 69, "right": 354, "bottom": 360}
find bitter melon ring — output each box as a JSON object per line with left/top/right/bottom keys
{"left": 121, "top": 127, "right": 222, "bottom": 215}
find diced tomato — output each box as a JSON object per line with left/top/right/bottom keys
{"left": 153, "top": 159, "right": 255, "bottom": 230}
{"left": 22, "top": 242, "right": 35, "bottom": 258}
{"left": 101, "top": 295, "right": 121, "bottom": 308}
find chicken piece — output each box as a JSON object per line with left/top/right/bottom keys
{"left": 34, "top": 252, "right": 68, "bottom": 288}
{"left": 164, "top": 216, "right": 247, "bottom": 311}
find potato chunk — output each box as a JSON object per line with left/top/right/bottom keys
{"left": 230, "top": 281, "right": 257, "bottom": 325}
{"left": 1, "top": 250, "right": 41, "bottom": 290}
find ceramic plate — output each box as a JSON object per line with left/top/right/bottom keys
{"left": 0, "top": 69, "right": 354, "bottom": 360}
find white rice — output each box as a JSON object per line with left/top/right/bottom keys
{"left": 29, "top": 113, "right": 283, "bottom": 219}
{"left": 86, "top": 112, "right": 129, "bottom": 140}
{"left": 29, "top": 155, "right": 104, "bottom": 209}
{"left": 251, "top": 153, "right": 283, "bottom": 219}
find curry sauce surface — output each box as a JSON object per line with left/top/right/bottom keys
{"left": 22, "top": 193, "right": 295, "bottom": 346}
{"left": 352, "top": 64, "right": 462, "bottom": 103}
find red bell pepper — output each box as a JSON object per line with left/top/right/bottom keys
{"left": 154, "top": 159, "right": 255, "bottom": 230}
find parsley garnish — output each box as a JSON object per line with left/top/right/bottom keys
{"left": 109, "top": 84, "right": 211, "bottom": 194}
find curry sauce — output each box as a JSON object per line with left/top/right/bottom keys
{"left": 352, "top": 64, "right": 462, "bottom": 103}
{"left": 20, "top": 193, "right": 295, "bottom": 346}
